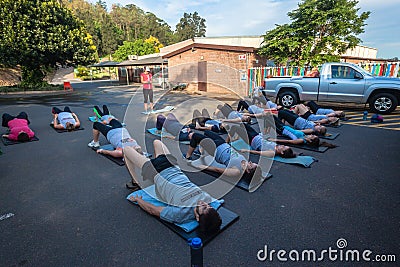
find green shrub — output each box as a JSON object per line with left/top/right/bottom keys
{"left": 75, "top": 66, "right": 89, "bottom": 77}
{"left": 0, "top": 84, "right": 63, "bottom": 93}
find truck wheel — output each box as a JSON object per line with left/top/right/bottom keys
{"left": 369, "top": 93, "right": 398, "bottom": 114}
{"left": 278, "top": 91, "right": 298, "bottom": 108}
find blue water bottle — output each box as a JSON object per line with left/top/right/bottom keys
{"left": 189, "top": 237, "right": 203, "bottom": 267}
{"left": 363, "top": 111, "right": 368, "bottom": 120}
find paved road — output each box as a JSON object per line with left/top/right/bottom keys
{"left": 0, "top": 81, "right": 399, "bottom": 266}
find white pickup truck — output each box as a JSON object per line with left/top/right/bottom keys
{"left": 263, "top": 62, "right": 400, "bottom": 114}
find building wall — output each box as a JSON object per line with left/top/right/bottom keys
{"left": 167, "top": 48, "right": 266, "bottom": 96}
{"left": 342, "top": 45, "right": 378, "bottom": 59}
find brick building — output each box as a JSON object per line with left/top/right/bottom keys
{"left": 160, "top": 36, "right": 267, "bottom": 96}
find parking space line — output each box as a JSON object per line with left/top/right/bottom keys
{"left": 0, "top": 213, "right": 14, "bottom": 221}
{"left": 341, "top": 109, "right": 400, "bottom": 131}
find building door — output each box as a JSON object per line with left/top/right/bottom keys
{"left": 198, "top": 61, "right": 207, "bottom": 91}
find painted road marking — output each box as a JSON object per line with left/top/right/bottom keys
{"left": 0, "top": 213, "right": 15, "bottom": 221}
{"left": 341, "top": 108, "right": 400, "bottom": 130}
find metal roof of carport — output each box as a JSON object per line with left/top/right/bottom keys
{"left": 90, "top": 60, "right": 120, "bottom": 67}
{"left": 117, "top": 56, "right": 166, "bottom": 66}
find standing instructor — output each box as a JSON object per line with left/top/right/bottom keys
{"left": 141, "top": 66, "right": 153, "bottom": 114}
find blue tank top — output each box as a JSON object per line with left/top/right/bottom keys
{"left": 251, "top": 135, "right": 276, "bottom": 151}
{"left": 227, "top": 111, "right": 243, "bottom": 119}
{"left": 215, "top": 143, "right": 245, "bottom": 172}
{"left": 283, "top": 126, "right": 306, "bottom": 143}
{"left": 294, "top": 117, "right": 315, "bottom": 130}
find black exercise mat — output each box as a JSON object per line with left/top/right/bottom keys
{"left": 1, "top": 135, "right": 39, "bottom": 145}
{"left": 92, "top": 144, "right": 152, "bottom": 166}
{"left": 190, "top": 156, "right": 272, "bottom": 192}
{"left": 160, "top": 206, "right": 239, "bottom": 245}
{"left": 50, "top": 123, "right": 84, "bottom": 133}
{"left": 325, "top": 123, "right": 343, "bottom": 128}
{"left": 320, "top": 132, "right": 340, "bottom": 140}
{"left": 91, "top": 144, "right": 125, "bottom": 166}
{"left": 277, "top": 136, "right": 329, "bottom": 152}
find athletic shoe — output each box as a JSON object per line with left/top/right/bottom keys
{"left": 193, "top": 147, "right": 201, "bottom": 156}
{"left": 88, "top": 140, "right": 100, "bottom": 148}
{"left": 182, "top": 153, "right": 193, "bottom": 161}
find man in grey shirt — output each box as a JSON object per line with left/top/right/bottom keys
{"left": 125, "top": 140, "right": 222, "bottom": 234}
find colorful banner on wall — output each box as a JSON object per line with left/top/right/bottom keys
{"left": 247, "top": 62, "right": 400, "bottom": 96}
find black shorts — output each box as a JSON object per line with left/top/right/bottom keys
{"left": 143, "top": 89, "right": 153, "bottom": 103}
{"left": 301, "top": 110, "right": 312, "bottom": 120}
{"left": 141, "top": 154, "right": 178, "bottom": 182}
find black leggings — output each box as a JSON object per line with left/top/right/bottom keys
{"left": 94, "top": 105, "right": 110, "bottom": 117}
{"left": 237, "top": 100, "right": 251, "bottom": 112}
{"left": 52, "top": 106, "right": 72, "bottom": 114}
{"left": 229, "top": 124, "right": 258, "bottom": 144}
{"left": 306, "top": 101, "right": 320, "bottom": 114}
{"left": 141, "top": 154, "right": 178, "bottom": 182}
{"left": 192, "top": 109, "right": 211, "bottom": 126}
{"left": 143, "top": 89, "right": 153, "bottom": 103}
{"left": 93, "top": 119, "right": 123, "bottom": 136}
{"left": 217, "top": 103, "right": 233, "bottom": 118}
{"left": 278, "top": 109, "right": 298, "bottom": 126}
{"left": 2, "top": 112, "right": 30, "bottom": 127}
{"left": 273, "top": 116, "right": 285, "bottom": 135}
{"left": 189, "top": 130, "right": 225, "bottom": 156}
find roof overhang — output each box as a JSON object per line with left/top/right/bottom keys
{"left": 162, "top": 43, "right": 254, "bottom": 58}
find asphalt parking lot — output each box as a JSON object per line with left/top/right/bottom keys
{"left": 0, "top": 81, "right": 399, "bottom": 266}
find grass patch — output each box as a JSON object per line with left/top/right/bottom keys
{"left": 0, "top": 84, "right": 64, "bottom": 93}
{"left": 80, "top": 73, "right": 111, "bottom": 81}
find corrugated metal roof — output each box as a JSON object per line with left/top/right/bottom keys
{"left": 91, "top": 61, "right": 120, "bottom": 67}
{"left": 117, "top": 56, "right": 166, "bottom": 66}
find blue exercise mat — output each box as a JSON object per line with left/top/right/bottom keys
{"left": 146, "top": 127, "right": 190, "bottom": 144}
{"left": 126, "top": 185, "right": 238, "bottom": 244}
{"left": 88, "top": 116, "right": 126, "bottom": 126}
{"left": 230, "top": 139, "right": 317, "bottom": 167}
{"left": 127, "top": 185, "right": 223, "bottom": 232}
{"left": 141, "top": 105, "right": 175, "bottom": 114}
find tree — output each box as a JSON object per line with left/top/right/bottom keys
{"left": 0, "top": 0, "right": 97, "bottom": 87}
{"left": 174, "top": 12, "right": 206, "bottom": 42}
{"left": 112, "top": 40, "right": 156, "bottom": 61}
{"left": 145, "top": 36, "right": 164, "bottom": 53}
{"left": 62, "top": 0, "right": 121, "bottom": 58}
{"left": 258, "top": 0, "right": 370, "bottom": 66}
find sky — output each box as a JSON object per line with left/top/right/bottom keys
{"left": 89, "top": 0, "right": 400, "bottom": 59}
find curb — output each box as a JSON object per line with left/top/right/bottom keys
{"left": 0, "top": 89, "right": 73, "bottom": 98}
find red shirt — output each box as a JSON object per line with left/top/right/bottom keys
{"left": 7, "top": 118, "right": 35, "bottom": 140}
{"left": 141, "top": 72, "right": 153, "bottom": 89}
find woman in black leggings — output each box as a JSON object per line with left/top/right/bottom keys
{"left": 191, "top": 109, "right": 227, "bottom": 134}
{"left": 184, "top": 130, "right": 262, "bottom": 180}
{"left": 228, "top": 123, "right": 295, "bottom": 158}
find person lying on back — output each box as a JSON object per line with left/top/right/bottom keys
{"left": 2, "top": 112, "right": 34, "bottom": 142}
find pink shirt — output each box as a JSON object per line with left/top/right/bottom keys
{"left": 7, "top": 118, "right": 35, "bottom": 140}
{"left": 141, "top": 72, "right": 153, "bottom": 89}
